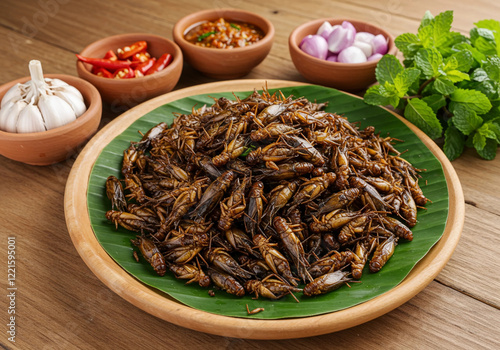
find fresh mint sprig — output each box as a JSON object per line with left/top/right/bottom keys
{"left": 364, "top": 10, "right": 500, "bottom": 160}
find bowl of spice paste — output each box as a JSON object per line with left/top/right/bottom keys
{"left": 173, "top": 8, "right": 275, "bottom": 79}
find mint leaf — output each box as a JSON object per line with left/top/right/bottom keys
{"left": 482, "top": 102, "right": 500, "bottom": 122}
{"left": 472, "top": 123, "right": 500, "bottom": 158}
{"left": 471, "top": 80, "right": 500, "bottom": 100}
{"left": 478, "top": 122, "right": 500, "bottom": 140}
{"left": 364, "top": 84, "right": 400, "bottom": 108}
{"left": 432, "top": 11, "right": 454, "bottom": 46}
{"left": 415, "top": 48, "right": 443, "bottom": 78}
{"left": 417, "top": 10, "right": 453, "bottom": 48}
{"left": 470, "top": 28, "right": 497, "bottom": 55}
{"left": 471, "top": 68, "right": 489, "bottom": 82}
{"left": 418, "top": 24, "right": 434, "bottom": 48}
{"left": 443, "top": 69, "right": 470, "bottom": 83}
{"left": 452, "top": 43, "right": 486, "bottom": 65}
{"left": 475, "top": 19, "right": 500, "bottom": 55}
{"left": 423, "top": 94, "right": 447, "bottom": 113}
{"left": 434, "top": 76, "right": 456, "bottom": 95}
{"left": 486, "top": 121, "right": 500, "bottom": 141}
{"left": 393, "top": 68, "right": 421, "bottom": 96}
{"left": 449, "top": 88, "right": 492, "bottom": 114}
{"left": 443, "top": 122, "right": 465, "bottom": 160}
{"left": 473, "top": 129, "right": 487, "bottom": 150}
{"left": 483, "top": 56, "right": 500, "bottom": 81}
{"left": 475, "top": 19, "right": 500, "bottom": 32}
{"left": 375, "top": 55, "right": 404, "bottom": 85}
{"left": 395, "top": 33, "right": 421, "bottom": 58}
{"left": 419, "top": 10, "right": 435, "bottom": 30}
{"left": 476, "top": 139, "right": 498, "bottom": 160}
{"left": 404, "top": 98, "right": 443, "bottom": 139}
{"left": 443, "top": 56, "right": 458, "bottom": 71}
{"left": 439, "top": 32, "right": 468, "bottom": 57}
{"left": 448, "top": 50, "right": 474, "bottom": 72}
{"left": 451, "top": 104, "right": 484, "bottom": 135}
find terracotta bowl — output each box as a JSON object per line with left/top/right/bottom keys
{"left": 173, "top": 8, "right": 275, "bottom": 79}
{"left": 0, "top": 74, "right": 102, "bottom": 166}
{"left": 289, "top": 19, "right": 397, "bottom": 92}
{"left": 76, "top": 33, "right": 183, "bottom": 108}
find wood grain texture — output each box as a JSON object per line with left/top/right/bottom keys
{"left": 0, "top": 0, "right": 499, "bottom": 348}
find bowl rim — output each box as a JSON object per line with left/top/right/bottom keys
{"left": 289, "top": 18, "right": 396, "bottom": 68}
{"left": 76, "top": 32, "right": 183, "bottom": 84}
{"left": 172, "top": 8, "right": 275, "bottom": 54}
{"left": 0, "top": 74, "right": 101, "bottom": 141}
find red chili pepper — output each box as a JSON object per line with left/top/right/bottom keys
{"left": 113, "top": 67, "right": 135, "bottom": 79}
{"left": 117, "top": 40, "right": 148, "bottom": 60}
{"left": 103, "top": 50, "right": 118, "bottom": 61}
{"left": 132, "top": 57, "right": 156, "bottom": 74}
{"left": 76, "top": 54, "right": 131, "bottom": 70}
{"left": 92, "top": 66, "right": 114, "bottom": 78}
{"left": 131, "top": 50, "right": 151, "bottom": 63}
{"left": 145, "top": 53, "right": 172, "bottom": 75}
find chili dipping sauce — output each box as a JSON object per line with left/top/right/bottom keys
{"left": 184, "top": 18, "right": 265, "bottom": 49}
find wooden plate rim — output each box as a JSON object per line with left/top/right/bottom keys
{"left": 64, "top": 79, "right": 464, "bottom": 339}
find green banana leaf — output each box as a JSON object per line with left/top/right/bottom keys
{"left": 87, "top": 85, "right": 448, "bottom": 319}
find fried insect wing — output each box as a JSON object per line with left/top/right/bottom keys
{"left": 105, "top": 175, "right": 127, "bottom": 212}
{"left": 253, "top": 234, "right": 298, "bottom": 286}
{"left": 285, "top": 135, "right": 325, "bottom": 166}
{"left": 131, "top": 236, "right": 166, "bottom": 277}
{"left": 273, "top": 216, "right": 312, "bottom": 283}
{"left": 244, "top": 181, "right": 265, "bottom": 237}
{"left": 218, "top": 177, "right": 249, "bottom": 231}
{"left": 207, "top": 269, "right": 245, "bottom": 297}
{"left": 106, "top": 210, "right": 155, "bottom": 233}
{"left": 369, "top": 235, "right": 398, "bottom": 273}
{"left": 206, "top": 248, "right": 253, "bottom": 279}
{"left": 287, "top": 172, "right": 336, "bottom": 213}
{"left": 303, "top": 270, "right": 352, "bottom": 297}
{"left": 169, "top": 263, "right": 210, "bottom": 287}
{"left": 316, "top": 188, "right": 361, "bottom": 215}
{"left": 245, "top": 279, "right": 303, "bottom": 300}
{"left": 308, "top": 251, "right": 355, "bottom": 278}
{"left": 191, "top": 170, "right": 234, "bottom": 220}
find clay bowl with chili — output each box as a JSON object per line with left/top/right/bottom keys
{"left": 0, "top": 74, "right": 101, "bottom": 165}
{"left": 289, "top": 19, "right": 396, "bottom": 92}
{"left": 173, "top": 8, "right": 274, "bottom": 79}
{"left": 76, "top": 33, "right": 183, "bottom": 108}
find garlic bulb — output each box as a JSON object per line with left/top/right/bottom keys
{"left": 0, "top": 60, "right": 87, "bottom": 133}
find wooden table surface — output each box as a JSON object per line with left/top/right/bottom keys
{"left": 1, "top": 0, "right": 499, "bottom": 349}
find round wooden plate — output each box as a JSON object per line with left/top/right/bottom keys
{"left": 64, "top": 79, "right": 464, "bottom": 339}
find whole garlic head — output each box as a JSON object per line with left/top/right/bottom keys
{"left": 0, "top": 60, "right": 87, "bottom": 133}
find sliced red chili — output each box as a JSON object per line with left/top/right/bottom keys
{"left": 132, "top": 58, "right": 157, "bottom": 74}
{"left": 117, "top": 40, "right": 148, "bottom": 60}
{"left": 91, "top": 66, "right": 114, "bottom": 78}
{"left": 76, "top": 54, "right": 131, "bottom": 70}
{"left": 103, "top": 50, "right": 118, "bottom": 61}
{"left": 132, "top": 50, "right": 151, "bottom": 63}
{"left": 145, "top": 53, "right": 172, "bottom": 75}
{"left": 113, "top": 67, "right": 135, "bottom": 79}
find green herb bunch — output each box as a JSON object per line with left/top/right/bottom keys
{"left": 364, "top": 10, "right": 500, "bottom": 160}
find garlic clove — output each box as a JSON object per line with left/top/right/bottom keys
{"left": 1, "top": 100, "right": 28, "bottom": 132}
{"left": 38, "top": 93, "right": 76, "bottom": 130}
{"left": 2, "top": 83, "right": 24, "bottom": 108}
{"left": 16, "top": 103, "right": 46, "bottom": 133}
{"left": 53, "top": 89, "right": 87, "bottom": 117}
{"left": 47, "top": 78, "right": 69, "bottom": 88}
{"left": 0, "top": 100, "right": 14, "bottom": 129}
